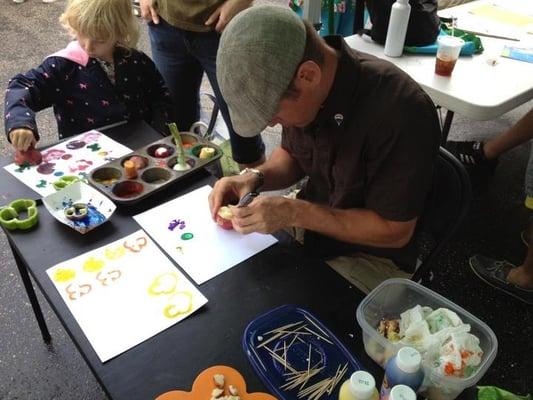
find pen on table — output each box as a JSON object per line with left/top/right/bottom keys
{"left": 236, "top": 191, "right": 259, "bottom": 208}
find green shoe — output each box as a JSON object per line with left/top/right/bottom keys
{"left": 469, "top": 255, "right": 533, "bottom": 305}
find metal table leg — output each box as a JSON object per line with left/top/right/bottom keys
{"left": 441, "top": 110, "right": 455, "bottom": 145}
{"left": 9, "top": 240, "right": 51, "bottom": 344}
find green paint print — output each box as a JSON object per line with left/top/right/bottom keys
{"left": 15, "top": 162, "right": 31, "bottom": 173}
{"left": 87, "top": 143, "right": 101, "bottom": 152}
{"left": 181, "top": 233, "right": 194, "bottom": 240}
{"left": 36, "top": 179, "right": 47, "bottom": 188}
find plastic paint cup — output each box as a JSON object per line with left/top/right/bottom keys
{"left": 435, "top": 36, "right": 465, "bottom": 77}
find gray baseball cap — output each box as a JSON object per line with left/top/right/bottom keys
{"left": 217, "top": 6, "right": 306, "bottom": 137}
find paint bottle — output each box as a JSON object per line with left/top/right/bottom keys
{"left": 380, "top": 347, "right": 424, "bottom": 400}
{"left": 389, "top": 385, "right": 417, "bottom": 400}
{"left": 384, "top": 0, "right": 411, "bottom": 57}
{"left": 338, "top": 371, "right": 379, "bottom": 400}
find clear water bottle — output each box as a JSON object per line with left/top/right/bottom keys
{"left": 384, "top": 0, "right": 411, "bottom": 57}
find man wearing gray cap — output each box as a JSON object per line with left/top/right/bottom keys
{"left": 208, "top": 6, "right": 441, "bottom": 291}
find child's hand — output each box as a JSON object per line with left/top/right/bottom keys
{"left": 9, "top": 128, "right": 36, "bottom": 151}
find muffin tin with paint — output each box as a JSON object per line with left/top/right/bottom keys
{"left": 88, "top": 133, "right": 222, "bottom": 204}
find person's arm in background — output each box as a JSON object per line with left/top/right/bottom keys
{"left": 139, "top": 0, "right": 160, "bottom": 24}
{"left": 205, "top": 0, "right": 253, "bottom": 32}
{"left": 5, "top": 58, "right": 64, "bottom": 150}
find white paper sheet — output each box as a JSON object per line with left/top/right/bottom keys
{"left": 134, "top": 185, "right": 278, "bottom": 284}
{"left": 4, "top": 130, "right": 131, "bottom": 197}
{"left": 46, "top": 230, "right": 207, "bottom": 362}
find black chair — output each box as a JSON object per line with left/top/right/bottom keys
{"left": 411, "top": 146, "right": 472, "bottom": 283}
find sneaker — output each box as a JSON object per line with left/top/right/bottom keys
{"left": 447, "top": 141, "right": 498, "bottom": 169}
{"left": 521, "top": 229, "right": 530, "bottom": 247}
{"left": 13, "top": 0, "right": 26, "bottom": 3}
{"left": 469, "top": 254, "right": 533, "bottom": 305}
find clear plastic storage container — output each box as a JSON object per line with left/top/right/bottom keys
{"left": 356, "top": 279, "right": 498, "bottom": 400}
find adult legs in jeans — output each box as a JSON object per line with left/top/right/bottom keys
{"left": 148, "top": 20, "right": 265, "bottom": 166}
{"left": 149, "top": 20, "right": 204, "bottom": 133}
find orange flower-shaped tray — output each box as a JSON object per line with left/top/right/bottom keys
{"left": 155, "top": 365, "right": 278, "bottom": 400}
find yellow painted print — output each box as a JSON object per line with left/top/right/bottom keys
{"left": 104, "top": 246, "right": 126, "bottom": 260}
{"left": 163, "top": 291, "right": 193, "bottom": 318}
{"left": 83, "top": 256, "right": 105, "bottom": 273}
{"left": 148, "top": 273, "right": 178, "bottom": 296}
{"left": 53, "top": 268, "right": 76, "bottom": 283}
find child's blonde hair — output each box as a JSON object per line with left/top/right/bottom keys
{"left": 60, "top": 0, "right": 139, "bottom": 49}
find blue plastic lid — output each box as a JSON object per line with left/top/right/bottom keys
{"left": 243, "top": 305, "right": 364, "bottom": 400}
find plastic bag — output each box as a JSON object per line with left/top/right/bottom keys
{"left": 478, "top": 386, "right": 532, "bottom": 400}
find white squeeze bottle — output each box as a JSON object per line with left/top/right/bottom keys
{"left": 384, "top": 0, "right": 412, "bottom": 57}
{"left": 389, "top": 385, "right": 417, "bottom": 400}
{"left": 338, "top": 371, "right": 379, "bottom": 400}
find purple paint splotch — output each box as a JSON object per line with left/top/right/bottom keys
{"left": 168, "top": 219, "right": 186, "bottom": 231}
{"left": 66, "top": 140, "right": 86, "bottom": 150}
{"left": 37, "top": 162, "right": 55, "bottom": 174}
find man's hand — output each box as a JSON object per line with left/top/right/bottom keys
{"left": 9, "top": 128, "right": 35, "bottom": 151}
{"left": 205, "top": 0, "right": 252, "bottom": 32}
{"left": 140, "top": 0, "right": 159, "bottom": 24}
{"left": 208, "top": 173, "right": 258, "bottom": 221}
{"left": 231, "top": 196, "right": 293, "bottom": 234}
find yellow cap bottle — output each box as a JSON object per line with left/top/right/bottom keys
{"left": 339, "top": 371, "right": 379, "bottom": 400}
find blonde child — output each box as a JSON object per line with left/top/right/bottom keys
{"left": 5, "top": 0, "right": 174, "bottom": 151}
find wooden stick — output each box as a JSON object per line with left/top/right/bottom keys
{"left": 263, "top": 346, "right": 297, "bottom": 373}
{"left": 304, "top": 326, "right": 334, "bottom": 344}
{"left": 304, "top": 315, "right": 330, "bottom": 339}
{"left": 249, "top": 345, "right": 267, "bottom": 371}
{"left": 262, "top": 321, "right": 304, "bottom": 336}
{"left": 256, "top": 331, "right": 285, "bottom": 349}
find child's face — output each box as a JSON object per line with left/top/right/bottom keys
{"left": 76, "top": 33, "right": 115, "bottom": 61}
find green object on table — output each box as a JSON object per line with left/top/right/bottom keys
{"left": 442, "top": 23, "right": 484, "bottom": 54}
{"left": 64, "top": 203, "right": 89, "bottom": 221}
{"left": 52, "top": 175, "right": 80, "bottom": 191}
{"left": 167, "top": 122, "right": 187, "bottom": 169}
{"left": 0, "top": 199, "right": 39, "bottom": 231}
{"left": 478, "top": 386, "right": 532, "bottom": 400}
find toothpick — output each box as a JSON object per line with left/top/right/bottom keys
{"left": 263, "top": 321, "right": 304, "bottom": 336}
{"left": 304, "top": 315, "right": 330, "bottom": 339}
{"left": 263, "top": 346, "right": 297, "bottom": 373}
{"left": 256, "top": 330, "right": 285, "bottom": 348}
{"left": 250, "top": 346, "right": 267, "bottom": 371}
{"left": 283, "top": 341, "right": 287, "bottom": 370}
{"left": 304, "top": 326, "right": 334, "bottom": 344}
{"left": 306, "top": 344, "right": 311, "bottom": 377}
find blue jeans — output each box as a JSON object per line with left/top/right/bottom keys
{"left": 148, "top": 19, "right": 265, "bottom": 164}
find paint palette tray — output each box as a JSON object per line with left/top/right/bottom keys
{"left": 88, "top": 133, "right": 222, "bottom": 204}
{"left": 43, "top": 181, "right": 116, "bottom": 234}
{"left": 243, "top": 305, "right": 363, "bottom": 400}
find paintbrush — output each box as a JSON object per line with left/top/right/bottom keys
{"left": 167, "top": 123, "right": 190, "bottom": 171}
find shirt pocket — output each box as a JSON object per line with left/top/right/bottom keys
{"left": 287, "top": 144, "right": 314, "bottom": 177}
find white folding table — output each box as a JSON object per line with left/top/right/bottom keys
{"left": 344, "top": 32, "right": 533, "bottom": 142}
